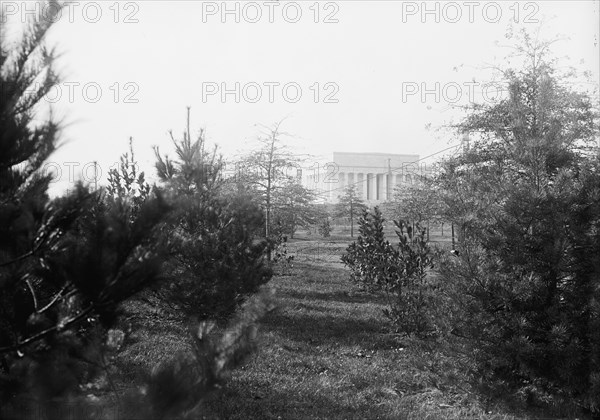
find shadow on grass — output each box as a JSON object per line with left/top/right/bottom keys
{"left": 261, "top": 308, "right": 398, "bottom": 352}
{"left": 201, "top": 378, "right": 392, "bottom": 420}
{"left": 283, "top": 288, "right": 388, "bottom": 306}
{"left": 278, "top": 261, "right": 389, "bottom": 306}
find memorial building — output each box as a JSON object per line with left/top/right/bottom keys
{"left": 303, "top": 152, "right": 432, "bottom": 204}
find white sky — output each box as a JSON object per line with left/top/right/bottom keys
{"left": 3, "top": 1, "right": 599, "bottom": 194}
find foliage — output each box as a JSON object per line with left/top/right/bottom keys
{"left": 317, "top": 217, "right": 332, "bottom": 238}
{"left": 106, "top": 136, "right": 151, "bottom": 212}
{"left": 0, "top": 8, "right": 173, "bottom": 418}
{"left": 382, "top": 220, "right": 436, "bottom": 336}
{"left": 234, "top": 121, "right": 307, "bottom": 248}
{"left": 163, "top": 191, "right": 273, "bottom": 320}
{"left": 270, "top": 233, "right": 294, "bottom": 276}
{"left": 389, "top": 178, "right": 442, "bottom": 226}
{"left": 271, "top": 178, "right": 318, "bottom": 239}
{"left": 1, "top": 12, "right": 273, "bottom": 420}
{"left": 342, "top": 208, "right": 437, "bottom": 336}
{"left": 436, "top": 31, "right": 600, "bottom": 413}
{"left": 118, "top": 286, "right": 276, "bottom": 420}
{"left": 335, "top": 185, "right": 368, "bottom": 237}
{"left": 153, "top": 114, "right": 272, "bottom": 321}
{"left": 341, "top": 207, "right": 394, "bottom": 292}
{"left": 154, "top": 124, "right": 223, "bottom": 196}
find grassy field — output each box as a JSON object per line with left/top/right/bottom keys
{"left": 111, "top": 237, "right": 581, "bottom": 420}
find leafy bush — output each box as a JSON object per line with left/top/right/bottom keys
{"left": 270, "top": 233, "right": 294, "bottom": 276}
{"left": 318, "top": 218, "right": 332, "bottom": 238}
{"left": 342, "top": 207, "right": 437, "bottom": 336}
{"left": 382, "top": 220, "right": 436, "bottom": 336}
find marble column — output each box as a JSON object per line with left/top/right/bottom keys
{"left": 338, "top": 172, "right": 346, "bottom": 198}
{"left": 386, "top": 174, "right": 392, "bottom": 200}
{"left": 376, "top": 174, "right": 384, "bottom": 201}
{"left": 357, "top": 173, "right": 365, "bottom": 198}
{"left": 367, "top": 173, "right": 375, "bottom": 200}
{"left": 347, "top": 172, "right": 355, "bottom": 191}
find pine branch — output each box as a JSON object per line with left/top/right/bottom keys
{"left": 0, "top": 242, "right": 43, "bottom": 268}
{"left": 0, "top": 305, "right": 93, "bottom": 353}
{"left": 37, "top": 283, "right": 75, "bottom": 314}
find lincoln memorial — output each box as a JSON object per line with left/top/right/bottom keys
{"left": 304, "top": 152, "right": 432, "bottom": 204}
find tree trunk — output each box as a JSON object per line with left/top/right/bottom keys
{"left": 350, "top": 199, "right": 354, "bottom": 237}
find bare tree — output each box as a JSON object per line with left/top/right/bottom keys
{"left": 236, "top": 120, "right": 305, "bottom": 251}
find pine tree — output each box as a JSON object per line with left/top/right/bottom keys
{"left": 437, "top": 31, "right": 600, "bottom": 413}
{"left": 0, "top": 8, "right": 171, "bottom": 418}
{"left": 335, "top": 185, "right": 367, "bottom": 237}
{"left": 2, "top": 13, "right": 275, "bottom": 419}
{"left": 153, "top": 111, "right": 272, "bottom": 321}
{"left": 106, "top": 137, "right": 151, "bottom": 210}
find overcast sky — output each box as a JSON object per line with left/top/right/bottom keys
{"left": 4, "top": 1, "right": 599, "bottom": 194}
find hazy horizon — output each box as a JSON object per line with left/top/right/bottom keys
{"left": 2, "top": 1, "right": 598, "bottom": 196}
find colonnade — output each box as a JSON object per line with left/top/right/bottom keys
{"left": 306, "top": 171, "right": 416, "bottom": 202}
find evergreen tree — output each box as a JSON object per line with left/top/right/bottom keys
{"left": 335, "top": 185, "right": 367, "bottom": 237}
{"left": 1, "top": 13, "right": 275, "bottom": 419}
{"left": 0, "top": 8, "right": 172, "bottom": 418}
{"left": 106, "top": 137, "right": 151, "bottom": 211}
{"left": 437, "top": 31, "right": 600, "bottom": 413}
{"left": 153, "top": 111, "right": 272, "bottom": 321}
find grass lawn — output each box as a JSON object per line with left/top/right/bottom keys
{"left": 112, "top": 237, "right": 582, "bottom": 420}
